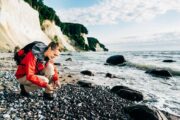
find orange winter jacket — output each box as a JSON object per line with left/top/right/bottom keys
{"left": 15, "top": 51, "right": 59, "bottom": 88}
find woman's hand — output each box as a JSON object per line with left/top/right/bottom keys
{"left": 46, "top": 84, "right": 55, "bottom": 91}
{"left": 49, "top": 59, "right": 54, "bottom": 64}
{"left": 53, "top": 80, "right": 61, "bottom": 89}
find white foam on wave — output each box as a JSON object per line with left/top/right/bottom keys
{"left": 126, "top": 61, "right": 180, "bottom": 76}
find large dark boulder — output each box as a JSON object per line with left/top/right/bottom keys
{"left": 162, "top": 60, "right": 176, "bottom": 63}
{"left": 80, "top": 70, "right": 94, "bottom": 76}
{"left": 106, "top": 55, "right": 126, "bottom": 65}
{"left": 145, "top": 69, "right": 172, "bottom": 77}
{"left": 116, "top": 89, "right": 143, "bottom": 102}
{"left": 77, "top": 80, "right": 95, "bottom": 88}
{"left": 111, "top": 86, "right": 143, "bottom": 102}
{"left": 124, "top": 105, "right": 168, "bottom": 120}
{"left": 111, "top": 86, "right": 130, "bottom": 93}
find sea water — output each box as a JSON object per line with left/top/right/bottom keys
{"left": 57, "top": 51, "right": 180, "bottom": 116}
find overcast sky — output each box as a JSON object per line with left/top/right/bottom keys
{"left": 44, "top": 0, "right": 180, "bottom": 51}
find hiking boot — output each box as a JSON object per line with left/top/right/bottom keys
{"left": 20, "top": 84, "right": 30, "bottom": 97}
{"left": 43, "top": 92, "right": 54, "bottom": 100}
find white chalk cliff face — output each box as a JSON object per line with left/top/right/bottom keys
{"left": 81, "top": 33, "right": 89, "bottom": 46}
{"left": 95, "top": 43, "right": 103, "bottom": 51}
{"left": 42, "top": 20, "right": 75, "bottom": 51}
{"left": 0, "top": 0, "right": 50, "bottom": 51}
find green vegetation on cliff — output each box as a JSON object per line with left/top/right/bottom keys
{"left": 24, "top": 0, "right": 107, "bottom": 51}
{"left": 24, "top": 0, "right": 61, "bottom": 26}
{"left": 61, "top": 23, "right": 88, "bottom": 35}
{"left": 88, "top": 37, "right": 108, "bottom": 51}
{"left": 61, "top": 23, "right": 88, "bottom": 50}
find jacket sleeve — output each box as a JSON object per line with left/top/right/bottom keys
{"left": 25, "top": 52, "right": 48, "bottom": 88}
{"left": 52, "top": 66, "right": 59, "bottom": 81}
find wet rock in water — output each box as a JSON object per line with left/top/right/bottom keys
{"left": 54, "top": 63, "right": 61, "bottom": 66}
{"left": 111, "top": 86, "right": 143, "bottom": 102}
{"left": 65, "top": 58, "right": 72, "bottom": 61}
{"left": 145, "top": 69, "right": 172, "bottom": 77}
{"left": 105, "top": 73, "right": 118, "bottom": 78}
{"left": 106, "top": 55, "right": 126, "bottom": 65}
{"left": 162, "top": 60, "right": 176, "bottom": 63}
{"left": 77, "top": 80, "right": 95, "bottom": 88}
{"left": 80, "top": 70, "right": 94, "bottom": 76}
{"left": 68, "top": 74, "right": 72, "bottom": 78}
{"left": 61, "top": 53, "right": 72, "bottom": 56}
{"left": 64, "top": 67, "right": 70, "bottom": 70}
{"left": 124, "top": 105, "right": 168, "bottom": 120}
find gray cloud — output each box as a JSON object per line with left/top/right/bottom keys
{"left": 57, "top": 0, "right": 180, "bottom": 25}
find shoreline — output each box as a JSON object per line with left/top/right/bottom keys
{"left": 0, "top": 54, "right": 180, "bottom": 119}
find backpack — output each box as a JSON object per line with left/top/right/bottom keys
{"left": 14, "top": 41, "right": 43, "bottom": 65}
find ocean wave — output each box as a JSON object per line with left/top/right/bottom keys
{"left": 126, "top": 61, "right": 180, "bottom": 76}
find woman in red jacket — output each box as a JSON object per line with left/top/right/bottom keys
{"left": 15, "top": 41, "right": 61, "bottom": 100}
